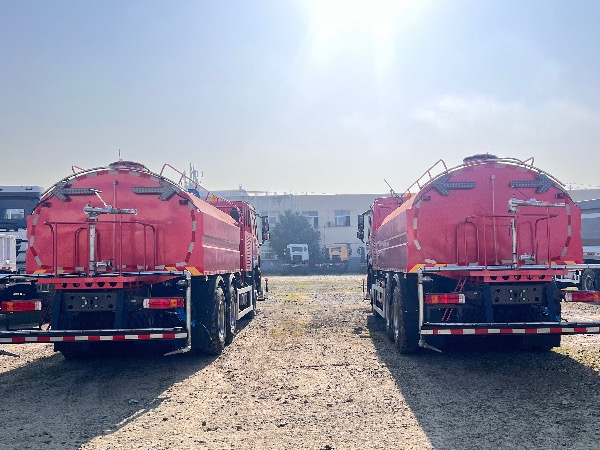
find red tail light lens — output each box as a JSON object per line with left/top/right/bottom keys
{"left": 564, "top": 291, "right": 600, "bottom": 303}
{"left": 425, "top": 293, "right": 466, "bottom": 305}
{"left": 1, "top": 300, "right": 42, "bottom": 312}
{"left": 143, "top": 298, "right": 184, "bottom": 309}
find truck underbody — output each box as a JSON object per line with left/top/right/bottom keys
{"left": 0, "top": 270, "right": 258, "bottom": 358}
{"left": 369, "top": 264, "right": 600, "bottom": 353}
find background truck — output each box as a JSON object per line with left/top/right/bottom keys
{"left": 574, "top": 199, "right": 600, "bottom": 290}
{"left": 359, "top": 154, "right": 600, "bottom": 353}
{"left": 317, "top": 243, "right": 351, "bottom": 273}
{"left": 282, "top": 244, "right": 310, "bottom": 274}
{"left": 0, "top": 232, "right": 41, "bottom": 335}
{"left": 203, "top": 196, "right": 270, "bottom": 301}
{"left": 0, "top": 186, "right": 43, "bottom": 272}
{"left": 1, "top": 160, "right": 268, "bottom": 358}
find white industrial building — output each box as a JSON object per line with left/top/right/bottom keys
{"left": 213, "top": 188, "right": 386, "bottom": 268}
{"left": 213, "top": 187, "right": 600, "bottom": 272}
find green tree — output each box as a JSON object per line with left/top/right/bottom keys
{"left": 269, "top": 210, "right": 321, "bottom": 262}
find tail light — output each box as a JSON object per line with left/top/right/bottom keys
{"left": 426, "top": 293, "right": 466, "bottom": 305}
{"left": 143, "top": 298, "right": 184, "bottom": 309}
{"left": 1, "top": 300, "right": 42, "bottom": 312}
{"left": 564, "top": 291, "right": 600, "bottom": 303}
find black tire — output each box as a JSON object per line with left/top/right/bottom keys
{"left": 127, "top": 311, "right": 154, "bottom": 329}
{"left": 392, "top": 278, "right": 419, "bottom": 354}
{"left": 191, "top": 276, "right": 226, "bottom": 355}
{"left": 225, "top": 275, "right": 237, "bottom": 345}
{"left": 385, "top": 277, "right": 394, "bottom": 341}
{"left": 248, "top": 277, "right": 257, "bottom": 319}
{"left": 581, "top": 269, "right": 597, "bottom": 291}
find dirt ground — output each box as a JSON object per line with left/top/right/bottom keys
{"left": 1, "top": 275, "right": 600, "bottom": 449}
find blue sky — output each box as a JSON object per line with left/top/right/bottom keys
{"left": 1, "top": 0, "right": 599, "bottom": 193}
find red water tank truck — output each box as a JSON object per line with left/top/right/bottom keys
{"left": 0, "top": 161, "right": 269, "bottom": 358}
{"left": 358, "top": 155, "right": 600, "bottom": 352}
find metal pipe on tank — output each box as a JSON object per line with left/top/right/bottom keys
{"left": 89, "top": 223, "right": 96, "bottom": 275}
{"left": 112, "top": 180, "right": 117, "bottom": 265}
{"left": 511, "top": 217, "right": 517, "bottom": 267}
{"left": 491, "top": 175, "right": 499, "bottom": 264}
{"left": 418, "top": 271, "right": 424, "bottom": 329}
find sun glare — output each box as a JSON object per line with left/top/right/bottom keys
{"left": 309, "top": 0, "right": 407, "bottom": 43}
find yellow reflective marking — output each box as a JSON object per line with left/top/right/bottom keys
{"left": 186, "top": 266, "right": 202, "bottom": 276}
{"left": 409, "top": 264, "right": 425, "bottom": 273}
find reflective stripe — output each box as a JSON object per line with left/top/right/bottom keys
{"left": 0, "top": 333, "right": 187, "bottom": 344}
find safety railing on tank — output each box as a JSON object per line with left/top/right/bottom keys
{"left": 159, "top": 163, "right": 242, "bottom": 221}
{"left": 401, "top": 159, "right": 448, "bottom": 199}
{"left": 455, "top": 211, "right": 562, "bottom": 270}
{"left": 44, "top": 220, "right": 157, "bottom": 277}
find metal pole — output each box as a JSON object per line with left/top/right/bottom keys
{"left": 89, "top": 223, "right": 96, "bottom": 275}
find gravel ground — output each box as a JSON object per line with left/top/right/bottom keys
{"left": 1, "top": 275, "right": 600, "bottom": 449}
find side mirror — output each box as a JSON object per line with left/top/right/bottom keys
{"left": 357, "top": 214, "right": 365, "bottom": 242}
{"left": 261, "top": 216, "right": 270, "bottom": 242}
{"left": 230, "top": 207, "right": 240, "bottom": 222}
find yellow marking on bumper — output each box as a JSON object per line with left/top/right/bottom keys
{"left": 186, "top": 266, "right": 202, "bottom": 276}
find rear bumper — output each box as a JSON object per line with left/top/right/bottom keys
{"left": 0, "top": 328, "right": 187, "bottom": 344}
{"left": 421, "top": 322, "right": 600, "bottom": 336}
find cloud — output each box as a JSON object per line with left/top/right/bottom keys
{"left": 413, "top": 95, "right": 525, "bottom": 131}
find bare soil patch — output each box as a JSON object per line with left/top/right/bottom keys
{"left": 1, "top": 275, "right": 600, "bottom": 449}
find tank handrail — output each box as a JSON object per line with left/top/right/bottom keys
{"left": 43, "top": 220, "right": 157, "bottom": 276}
{"left": 159, "top": 163, "right": 242, "bottom": 223}
{"left": 402, "top": 159, "right": 449, "bottom": 197}
{"left": 456, "top": 220, "right": 480, "bottom": 266}
{"left": 457, "top": 212, "right": 563, "bottom": 268}
{"left": 412, "top": 156, "right": 568, "bottom": 200}
{"left": 522, "top": 157, "right": 535, "bottom": 165}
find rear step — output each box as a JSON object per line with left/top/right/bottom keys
{"left": 421, "top": 322, "right": 600, "bottom": 336}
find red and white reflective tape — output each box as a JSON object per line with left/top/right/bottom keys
{"left": 421, "top": 326, "right": 600, "bottom": 335}
{"left": 0, "top": 332, "right": 187, "bottom": 344}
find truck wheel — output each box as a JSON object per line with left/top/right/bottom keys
{"left": 208, "top": 279, "right": 227, "bottom": 355}
{"left": 192, "top": 276, "right": 226, "bottom": 355}
{"left": 225, "top": 275, "right": 237, "bottom": 345}
{"left": 581, "top": 269, "right": 597, "bottom": 290}
{"left": 249, "top": 277, "right": 257, "bottom": 319}
{"left": 392, "top": 280, "right": 419, "bottom": 354}
{"left": 385, "top": 278, "right": 394, "bottom": 341}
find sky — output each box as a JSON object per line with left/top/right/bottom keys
{"left": 1, "top": 0, "right": 599, "bottom": 194}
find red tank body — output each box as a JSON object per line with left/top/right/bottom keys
{"left": 26, "top": 162, "right": 240, "bottom": 276}
{"left": 373, "top": 158, "right": 583, "bottom": 273}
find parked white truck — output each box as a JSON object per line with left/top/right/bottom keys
{"left": 0, "top": 186, "right": 43, "bottom": 272}
{"left": 282, "top": 244, "right": 310, "bottom": 274}
{"left": 579, "top": 199, "right": 600, "bottom": 290}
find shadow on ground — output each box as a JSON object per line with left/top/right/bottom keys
{"left": 0, "top": 343, "right": 216, "bottom": 450}
{"left": 367, "top": 315, "right": 600, "bottom": 449}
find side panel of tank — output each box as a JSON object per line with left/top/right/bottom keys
{"left": 373, "top": 201, "right": 412, "bottom": 272}
{"left": 199, "top": 210, "right": 240, "bottom": 274}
